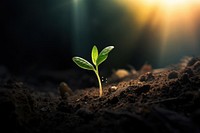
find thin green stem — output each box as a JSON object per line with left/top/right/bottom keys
{"left": 94, "top": 66, "right": 102, "bottom": 97}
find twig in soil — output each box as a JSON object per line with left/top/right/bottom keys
{"left": 146, "top": 97, "right": 178, "bottom": 105}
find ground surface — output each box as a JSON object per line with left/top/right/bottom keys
{"left": 1, "top": 57, "right": 200, "bottom": 133}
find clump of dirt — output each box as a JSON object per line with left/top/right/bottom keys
{"left": 1, "top": 57, "right": 200, "bottom": 133}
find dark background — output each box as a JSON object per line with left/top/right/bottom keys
{"left": 1, "top": 0, "right": 200, "bottom": 75}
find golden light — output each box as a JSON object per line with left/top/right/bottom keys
{"left": 117, "top": 0, "right": 200, "bottom": 26}
{"left": 116, "top": 0, "right": 200, "bottom": 66}
{"left": 143, "top": 0, "right": 191, "bottom": 7}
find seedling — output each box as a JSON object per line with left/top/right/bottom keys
{"left": 72, "top": 45, "right": 114, "bottom": 97}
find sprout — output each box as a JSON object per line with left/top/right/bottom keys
{"left": 72, "top": 45, "right": 114, "bottom": 97}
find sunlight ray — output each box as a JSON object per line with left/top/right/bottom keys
{"left": 117, "top": 0, "right": 200, "bottom": 66}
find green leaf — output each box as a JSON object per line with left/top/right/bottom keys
{"left": 91, "top": 45, "right": 98, "bottom": 65}
{"left": 72, "top": 57, "right": 94, "bottom": 70}
{"left": 96, "top": 46, "right": 114, "bottom": 66}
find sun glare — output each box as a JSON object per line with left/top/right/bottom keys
{"left": 117, "top": 0, "right": 200, "bottom": 66}
{"left": 145, "top": 0, "right": 190, "bottom": 6}
{"left": 162, "top": 0, "right": 187, "bottom": 5}
{"left": 141, "top": 0, "right": 199, "bottom": 12}
{"left": 118, "top": 0, "right": 200, "bottom": 23}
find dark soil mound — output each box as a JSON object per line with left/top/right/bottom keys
{"left": 1, "top": 57, "right": 200, "bottom": 133}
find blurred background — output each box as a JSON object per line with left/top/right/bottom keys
{"left": 1, "top": 0, "right": 200, "bottom": 75}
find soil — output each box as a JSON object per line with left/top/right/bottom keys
{"left": 1, "top": 57, "right": 200, "bottom": 133}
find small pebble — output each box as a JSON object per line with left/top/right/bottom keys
{"left": 115, "top": 69, "right": 129, "bottom": 78}
{"left": 108, "top": 86, "right": 118, "bottom": 93}
{"left": 58, "top": 82, "right": 73, "bottom": 99}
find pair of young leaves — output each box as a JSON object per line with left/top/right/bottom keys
{"left": 72, "top": 45, "right": 114, "bottom": 71}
